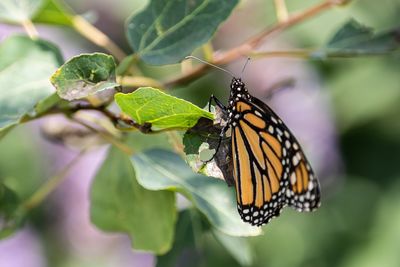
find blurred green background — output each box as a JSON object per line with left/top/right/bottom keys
{"left": 1, "top": 0, "right": 400, "bottom": 267}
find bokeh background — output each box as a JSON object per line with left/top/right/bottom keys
{"left": 1, "top": 0, "right": 400, "bottom": 266}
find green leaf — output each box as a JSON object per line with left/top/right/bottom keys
{"left": 115, "top": 88, "right": 213, "bottom": 130}
{"left": 90, "top": 147, "right": 176, "bottom": 254}
{"left": 0, "top": 0, "right": 44, "bottom": 23}
{"left": 325, "top": 19, "right": 400, "bottom": 54}
{"left": 0, "top": 35, "right": 63, "bottom": 137}
{"left": 0, "top": 182, "right": 24, "bottom": 239}
{"left": 131, "top": 149, "right": 261, "bottom": 237}
{"left": 33, "top": 0, "right": 74, "bottom": 26}
{"left": 126, "top": 0, "right": 239, "bottom": 65}
{"left": 212, "top": 229, "right": 253, "bottom": 266}
{"left": 156, "top": 209, "right": 203, "bottom": 267}
{"left": 51, "top": 53, "right": 118, "bottom": 101}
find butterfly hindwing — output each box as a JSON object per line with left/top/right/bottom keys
{"left": 230, "top": 94, "right": 320, "bottom": 226}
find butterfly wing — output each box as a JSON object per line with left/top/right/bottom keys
{"left": 231, "top": 96, "right": 320, "bottom": 226}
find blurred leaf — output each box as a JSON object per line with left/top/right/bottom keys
{"left": 326, "top": 19, "right": 400, "bottom": 54}
{"left": 0, "top": 35, "right": 63, "bottom": 138}
{"left": 51, "top": 53, "right": 118, "bottom": 101}
{"left": 115, "top": 88, "right": 213, "bottom": 130}
{"left": 156, "top": 209, "right": 203, "bottom": 267}
{"left": 331, "top": 58, "right": 400, "bottom": 131}
{"left": 33, "top": 0, "right": 73, "bottom": 26}
{"left": 341, "top": 181, "right": 400, "bottom": 267}
{"left": 90, "top": 147, "right": 176, "bottom": 254}
{"left": 0, "top": 182, "right": 23, "bottom": 239}
{"left": 126, "top": 0, "right": 239, "bottom": 65}
{"left": 212, "top": 229, "right": 253, "bottom": 266}
{"left": 131, "top": 149, "right": 261, "bottom": 236}
{"left": 0, "top": 0, "right": 44, "bottom": 23}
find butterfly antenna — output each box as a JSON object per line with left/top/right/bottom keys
{"left": 185, "top": 56, "right": 235, "bottom": 77}
{"left": 240, "top": 57, "right": 251, "bottom": 79}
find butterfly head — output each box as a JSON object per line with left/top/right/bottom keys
{"left": 230, "top": 77, "right": 250, "bottom": 103}
{"left": 230, "top": 78, "right": 248, "bottom": 94}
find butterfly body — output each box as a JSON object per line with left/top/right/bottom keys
{"left": 218, "top": 77, "right": 320, "bottom": 226}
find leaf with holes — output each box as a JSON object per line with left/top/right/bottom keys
{"left": 126, "top": 0, "right": 239, "bottom": 65}
{"left": 91, "top": 147, "right": 176, "bottom": 254}
{"left": 131, "top": 149, "right": 261, "bottom": 236}
{"left": 0, "top": 35, "right": 63, "bottom": 138}
{"left": 51, "top": 53, "right": 118, "bottom": 101}
{"left": 115, "top": 88, "right": 213, "bottom": 130}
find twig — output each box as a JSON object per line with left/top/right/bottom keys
{"left": 250, "top": 49, "right": 399, "bottom": 59}
{"left": 164, "top": 0, "right": 346, "bottom": 87}
{"left": 72, "top": 15, "right": 126, "bottom": 62}
{"left": 72, "top": 117, "right": 134, "bottom": 155}
{"left": 23, "top": 149, "right": 87, "bottom": 210}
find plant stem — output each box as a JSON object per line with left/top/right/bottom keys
{"left": 23, "top": 149, "right": 87, "bottom": 210}
{"left": 21, "top": 19, "right": 39, "bottom": 39}
{"left": 274, "top": 0, "right": 289, "bottom": 22}
{"left": 72, "top": 15, "right": 127, "bottom": 62}
{"left": 117, "top": 75, "right": 164, "bottom": 89}
{"left": 164, "top": 0, "right": 344, "bottom": 87}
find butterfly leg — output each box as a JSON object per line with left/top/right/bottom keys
{"left": 204, "top": 123, "right": 229, "bottom": 163}
{"left": 209, "top": 94, "right": 227, "bottom": 112}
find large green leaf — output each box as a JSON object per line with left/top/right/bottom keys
{"left": 0, "top": 35, "right": 63, "bottom": 137}
{"left": 156, "top": 209, "right": 203, "bottom": 267}
{"left": 51, "top": 53, "right": 118, "bottom": 101}
{"left": 212, "top": 229, "right": 253, "bottom": 266}
{"left": 0, "top": 0, "right": 44, "bottom": 23}
{"left": 115, "top": 88, "right": 213, "bottom": 130}
{"left": 90, "top": 147, "right": 176, "bottom": 254}
{"left": 131, "top": 149, "right": 261, "bottom": 237}
{"left": 126, "top": 0, "right": 239, "bottom": 65}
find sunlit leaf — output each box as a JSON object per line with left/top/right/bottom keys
{"left": 0, "top": 0, "right": 44, "bottom": 23}
{"left": 131, "top": 149, "right": 261, "bottom": 237}
{"left": 33, "top": 0, "right": 73, "bottom": 26}
{"left": 126, "top": 0, "right": 239, "bottom": 65}
{"left": 51, "top": 53, "right": 118, "bottom": 101}
{"left": 90, "top": 147, "right": 176, "bottom": 254}
{"left": 0, "top": 35, "right": 63, "bottom": 138}
{"left": 115, "top": 88, "right": 213, "bottom": 130}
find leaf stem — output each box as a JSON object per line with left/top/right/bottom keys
{"left": 164, "top": 0, "right": 345, "bottom": 87}
{"left": 23, "top": 149, "right": 87, "bottom": 211}
{"left": 21, "top": 19, "right": 39, "bottom": 39}
{"left": 72, "top": 15, "right": 127, "bottom": 62}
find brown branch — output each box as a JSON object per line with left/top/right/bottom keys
{"left": 164, "top": 0, "right": 347, "bottom": 87}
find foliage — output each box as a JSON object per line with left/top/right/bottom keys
{"left": 0, "top": 0, "right": 399, "bottom": 266}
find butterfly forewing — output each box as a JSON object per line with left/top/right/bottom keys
{"left": 227, "top": 78, "right": 320, "bottom": 226}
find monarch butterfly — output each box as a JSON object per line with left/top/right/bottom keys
{"left": 186, "top": 56, "right": 321, "bottom": 226}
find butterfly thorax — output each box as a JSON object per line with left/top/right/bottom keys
{"left": 227, "top": 78, "right": 251, "bottom": 125}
